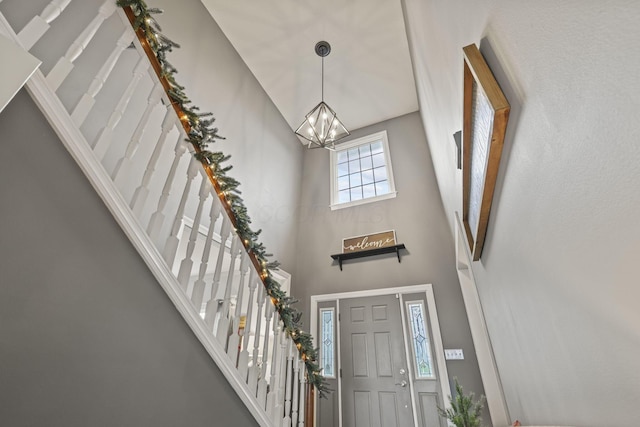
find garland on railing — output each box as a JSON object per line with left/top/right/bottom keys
{"left": 116, "top": 0, "right": 329, "bottom": 397}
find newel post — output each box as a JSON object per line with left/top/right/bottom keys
{"left": 304, "top": 377, "right": 315, "bottom": 427}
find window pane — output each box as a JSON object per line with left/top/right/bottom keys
{"left": 407, "top": 302, "right": 433, "bottom": 378}
{"left": 338, "top": 175, "right": 350, "bottom": 190}
{"left": 363, "top": 184, "right": 376, "bottom": 198}
{"left": 320, "top": 309, "right": 335, "bottom": 378}
{"left": 362, "top": 169, "right": 374, "bottom": 185}
{"left": 331, "top": 131, "right": 396, "bottom": 207}
{"left": 373, "top": 166, "right": 387, "bottom": 182}
{"left": 375, "top": 180, "right": 389, "bottom": 195}
{"left": 371, "top": 140, "right": 384, "bottom": 154}
{"left": 337, "top": 162, "right": 349, "bottom": 177}
{"left": 347, "top": 148, "right": 360, "bottom": 160}
{"left": 337, "top": 151, "right": 348, "bottom": 164}
{"left": 372, "top": 153, "right": 386, "bottom": 168}
{"left": 349, "top": 159, "right": 361, "bottom": 174}
{"left": 350, "top": 186, "right": 363, "bottom": 200}
{"left": 360, "top": 155, "right": 373, "bottom": 171}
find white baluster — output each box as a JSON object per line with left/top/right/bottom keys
{"left": 17, "top": 0, "right": 72, "bottom": 50}
{"left": 248, "top": 286, "right": 265, "bottom": 394}
{"left": 267, "top": 322, "right": 284, "bottom": 420}
{"left": 147, "top": 135, "right": 188, "bottom": 240}
{"left": 92, "top": 57, "right": 149, "bottom": 161}
{"left": 291, "top": 355, "right": 301, "bottom": 426}
{"left": 238, "top": 269, "right": 259, "bottom": 380}
{"left": 175, "top": 176, "right": 209, "bottom": 290}
{"left": 298, "top": 364, "right": 306, "bottom": 427}
{"left": 227, "top": 252, "right": 251, "bottom": 364}
{"left": 71, "top": 28, "right": 133, "bottom": 126}
{"left": 130, "top": 110, "right": 177, "bottom": 216}
{"left": 190, "top": 199, "right": 222, "bottom": 312}
{"left": 216, "top": 235, "right": 241, "bottom": 346}
{"left": 277, "top": 336, "right": 292, "bottom": 425}
{"left": 257, "top": 302, "right": 274, "bottom": 408}
{"left": 47, "top": 0, "right": 117, "bottom": 90}
{"left": 203, "top": 216, "right": 231, "bottom": 329}
{"left": 112, "top": 82, "right": 164, "bottom": 184}
{"left": 283, "top": 340, "right": 294, "bottom": 426}
{"left": 163, "top": 157, "right": 199, "bottom": 265}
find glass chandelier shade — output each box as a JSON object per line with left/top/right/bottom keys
{"left": 295, "top": 41, "right": 350, "bottom": 150}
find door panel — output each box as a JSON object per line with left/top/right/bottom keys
{"left": 379, "top": 391, "right": 400, "bottom": 426}
{"left": 374, "top": 332, "right": 393, "bottom": 376}
{"left": 340, "top": 294, "right": 413, "bottom": 427}
{"left": 354, "top": 391, "right": 372, "bottom": 427}
{"left": 419, "top": 393, "right": 441, "bottom": 427}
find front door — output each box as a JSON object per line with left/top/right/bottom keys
{"left": 340, "top": 294, "right": 413, "bottom": 427}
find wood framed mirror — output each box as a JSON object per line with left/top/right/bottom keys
{"left": 461, "top": 43, "right": 510, "bottom": 261}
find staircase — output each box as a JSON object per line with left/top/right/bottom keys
{"left": 0, "top": 1, "right": 315, "bottom": 425}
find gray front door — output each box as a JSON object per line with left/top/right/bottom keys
{"left": 340, "top": 294, "right": 413, "bottom": 427}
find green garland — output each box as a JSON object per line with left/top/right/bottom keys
{"left": 116, "top": 0, "right": 329, "bottom": 397}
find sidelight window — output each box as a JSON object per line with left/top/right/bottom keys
{"left": 320, "top": 307, "right": 335, "bottom": 378}
{"left": 406, "top": 301, "right": 434, "bottom": 378}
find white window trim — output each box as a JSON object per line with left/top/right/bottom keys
{"left": 329, "top": 130, "right": 397, "bottom": 210}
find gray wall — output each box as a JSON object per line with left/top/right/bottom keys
{"left": 150, "top": 0, "right": 305, "bottom": 272}
{"left": 402, "top": 0, "right": 640, "bottom": 425}
{"left": 292, "top": 112, "right": 490, "bottom": 423}
{"left": 0, "top": 90, "right": 257, "bottom": 427}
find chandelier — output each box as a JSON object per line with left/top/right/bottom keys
{"left": 295, "top": 41, "right": 350, "bottom": 150}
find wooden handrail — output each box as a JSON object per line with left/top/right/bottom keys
{"left": 122, "top": 6, "right": 271, "bottom": 298}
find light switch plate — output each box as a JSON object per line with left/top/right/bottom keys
{"left": 444, "top": 349, "right": 464, "bottom": 360}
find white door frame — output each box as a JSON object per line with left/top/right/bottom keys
{"left": 310, "top": 284, "right": 452, "bottom": 427}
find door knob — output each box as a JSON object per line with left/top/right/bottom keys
{"left": 399, "top": 368, "right": 406, "bottom": 375}
{"left": 395, "top": 380, "right": 407, "bottom": 387}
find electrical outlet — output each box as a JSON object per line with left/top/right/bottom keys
{"left": 444, "top": 349, "right": 464, "bottom": 360}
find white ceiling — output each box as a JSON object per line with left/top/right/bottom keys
{"left": 200, "top": 0, "right": 419, "bottom": 137}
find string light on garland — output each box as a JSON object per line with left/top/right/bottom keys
{"left": 116, "top": 0, "right": 330, "bottom": 398}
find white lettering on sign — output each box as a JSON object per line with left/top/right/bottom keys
{"left": 342, "top": 230, "right": 396, "bottom": 253}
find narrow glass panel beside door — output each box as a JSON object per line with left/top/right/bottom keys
{"left": 407, "top": 301, "right": 434, "bottom": 378}
{"left": 320, "top": 307, "right": 335, "bottom": 378}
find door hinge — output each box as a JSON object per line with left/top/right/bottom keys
{"left": 340, "top": 368, "right": 342, "bottom": 378}
{"left": 338, "top": 313, "right": 341, "bottom": 322}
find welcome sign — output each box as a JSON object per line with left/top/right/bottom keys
{"left": 342, "top": 230, "right": 397, "bottom": 254}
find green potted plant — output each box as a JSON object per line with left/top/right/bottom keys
{"left": 438, "top": 378, "right": 485, "bottom": 427}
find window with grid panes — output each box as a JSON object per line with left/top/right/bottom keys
{"left": 330, "top": 130, "right": 396, "bottom": 209}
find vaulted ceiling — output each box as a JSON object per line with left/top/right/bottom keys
{"left": 200, "top": 0, "right": 419, "bottom": 140}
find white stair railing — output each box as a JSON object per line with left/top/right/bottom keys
{"left": 17, "top": 0, "right": 72, "bottom": 50}
{"left": 0, "top": 2, "right": 317, "bottom": 426}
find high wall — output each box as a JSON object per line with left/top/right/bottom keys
{"left": 293, "top": 112, "right": 489, "bottom": 422}
{"left": 140, "top": 0, "right": 305, "bottom": 272}
{"left": 0, "top": 90, "right": 257, "bottom": 426}
{"left": 402, "top": 0, "right": 640, "bottom": 425}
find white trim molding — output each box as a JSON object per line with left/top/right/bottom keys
{"left": 454, "top": 212, "right": 510, "bottom": 427}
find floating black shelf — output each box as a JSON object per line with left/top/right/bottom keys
{"left": 330, "top": 244, "right": 406, "bottom": 271}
